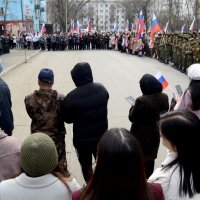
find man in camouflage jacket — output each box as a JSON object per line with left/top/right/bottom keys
{"left": 24, "top": 68, "right": 68, "bottom": 174}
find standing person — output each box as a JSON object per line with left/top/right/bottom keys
{"left": 173, "top": 64, "right": 200, "bottom": 119}
{"left": 62, "top": 62, "right": 109, "bottom": 182}
{"left": 0, "top": 133, "right": 81, "bottom": 200}
{"left": 24, "top": 68, "right": 68, "bottom": 173}
{"left": 0, "top": 78, "right": 14, "bottom": 136}
{"left": 0, "top": 128, "right": 21, "bottom": 181}
{"left": 129, "top": 74, "right": 169, "bottom": 178}
{"left": 149, "top": 110, "right": 200, "bottom": 200}
{"left": 73, "top": 128, "right": 164, "bottom": 200}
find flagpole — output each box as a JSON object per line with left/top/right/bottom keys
{"left": 66, "top": 1, "right": 68, "bottom": 32}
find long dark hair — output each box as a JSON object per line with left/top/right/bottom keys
{"left": 80, "top": 128, "right": 153, "bottom": 200}
{"left": 160, "top": 110, "right": 200, "bottom": 197}
{"left": 189, "top": 80, "right": 200, "bottom": 110}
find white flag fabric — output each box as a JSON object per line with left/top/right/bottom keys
{"left": 189, "top": 17, "right": 195, "bottom": 32}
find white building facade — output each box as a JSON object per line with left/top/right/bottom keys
{"left": 81, "top": 0, "right": 126, "bottom": 32}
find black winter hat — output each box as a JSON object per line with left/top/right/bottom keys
{"left": 140, "top": 74, "right": 163, "bottom": 95}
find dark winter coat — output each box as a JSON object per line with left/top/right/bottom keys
{"left": 62, "top": 63, "right": 109, "bottom": 148}
{"left": 129, "top": 74, "right": 169, "bottom": 161}
{"left": 0, "top": 78, "right": 14, "bottom": 135}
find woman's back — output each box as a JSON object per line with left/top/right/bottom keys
{"left": 79, "top": 128, "right": 164, "bottom": 200}
{"left": 149, "top": 110, "right": 200, "bottom": 200}
{"left": 0, "top": 173, "right": 76, "bottom": 200}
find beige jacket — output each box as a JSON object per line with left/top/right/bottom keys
{"left": 0, "top": 130, "right": 21, "bottom": 181}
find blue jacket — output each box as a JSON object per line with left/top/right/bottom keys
{"left": 0, "top": 78, "right": 14, "bottom": 135}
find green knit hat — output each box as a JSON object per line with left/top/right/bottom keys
{"left": 20, "top": 133, "right": 58, "bottom": 177}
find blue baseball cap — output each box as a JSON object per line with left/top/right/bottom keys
{"left": 38, "top": 68, "right": 54, "bottom": 83}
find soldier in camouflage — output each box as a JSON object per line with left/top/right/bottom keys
{"left": 24, "top": 68, "right": 68, "bottom": 174}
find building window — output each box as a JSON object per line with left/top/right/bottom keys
{"left": 100, "top": 10, "right": 103, "bottom": 13}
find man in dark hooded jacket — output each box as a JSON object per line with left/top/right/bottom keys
{"left": 62, "top": 62, "right": 109, "bottom": 182}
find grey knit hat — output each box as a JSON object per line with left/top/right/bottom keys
{"left": 20, "top": 133, "right": 58, "bottom": 177}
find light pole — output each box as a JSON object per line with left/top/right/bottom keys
{"left": 3, "top": 0, "right": 9, "bottom": 33}
{"left": 20, "top": 0, "right": 24, "bottom": 21}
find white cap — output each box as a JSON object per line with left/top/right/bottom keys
{"left": 187, "top": 64, "right": 200, "bottom": 80}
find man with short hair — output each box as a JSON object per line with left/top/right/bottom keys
{"left": 24, "top": 68, "right": 68, "bottom": 173}
{"left": 62, "top": 62, "right": 109, "bottom": 182}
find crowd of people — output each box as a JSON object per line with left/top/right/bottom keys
{"left": 2, "top": 30, "right": 200, "bottom": 75}
{"left": 0, "top": 60, "right": 200, "bottom": 200}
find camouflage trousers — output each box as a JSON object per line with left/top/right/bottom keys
{"left": 31, "top": 132, "right": 68, "bottom": 174}
{"left": 51, "top": 134, "right": 68, "bottom": 173}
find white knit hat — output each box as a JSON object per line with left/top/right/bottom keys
{"left": 187, "top": 64, "right": 200, "bottom": 80}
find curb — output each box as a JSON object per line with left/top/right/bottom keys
{"left": 0, "top": 50, "right": 41, "bottom": 77}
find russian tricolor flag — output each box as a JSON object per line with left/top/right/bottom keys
{"left": 135, "top": 11, "right": 146, "bottom": 41}
{"left": 155, "top": 72, "right": 169, "bottom": 90}
{"left": 75, "top": 20, "right": 80, "bottom": 34}
{"left": 138, "top": 11, "right": 145, "bottom": 32}
{"left": 150, "top": 14, "right": 161, "bottom": 47}
{"left": 41, "top": 23, "right": 46, "bottom": 34}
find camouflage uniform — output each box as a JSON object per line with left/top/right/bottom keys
{"left": 181, "top": 39, "right": 188, "bottom": 72}
{"left": 24, "top": 89, "right": 68, "bottom": 173}
{"left": 158, "top": 37, "right": 165, "bottom": 62}
{"left": 154, "top": 35, "right": 161, "bottom": 59}
{"left": 185, "top": 40, "right": 194, "bottom": 69}
{"left": 172, "top": 35, "right": 178, "bottom": 67}
{"left": 193, "top": 39, "right": 200, "bottom": 63}
{"left": 164, "top": 35, "right": 172, "bottom": 64}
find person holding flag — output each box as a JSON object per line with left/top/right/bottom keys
{"left": 129, "top": 73, "right": 169, "bottom": 178}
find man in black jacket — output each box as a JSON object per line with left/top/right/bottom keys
{"left": 62, "top": 62, "right": 109, "bottom": 182}
{"left": 0, "top": 78, "right": 14, "bottom": 135}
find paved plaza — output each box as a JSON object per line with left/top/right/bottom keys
{"left": 1, "top": 50, "right": 190, "bottom": 186}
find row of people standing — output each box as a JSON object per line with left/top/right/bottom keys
{"left": 154, "top": 32, "right": 200, "bottom": 73}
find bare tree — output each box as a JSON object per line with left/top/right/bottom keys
{"left": 122, "top": 0, "right": 152, "bottom": 29}
{"left": 48, "top": 0, "right": 90, "bottom": 32}
{"left": 193, "top": 0, "right": 200, "bottom": 30}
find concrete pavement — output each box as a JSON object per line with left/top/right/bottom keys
{"left": 0, "top": 49, "right": 40, "bottom": 76}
